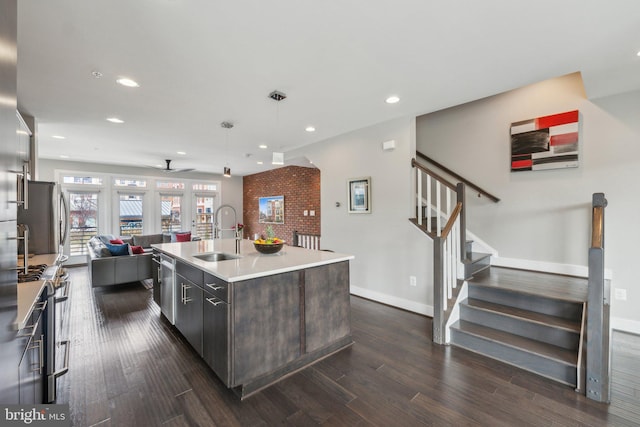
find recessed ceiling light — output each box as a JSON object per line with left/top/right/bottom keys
{"left": 257, "top": 161, "right": 264, "bottom": 165}
{"left": 385, "top": 96, "right": 400, "bottom": 104}
{"left": 259, "top": 144, "right": 268, "bottom": 149}
{"left": 177, "top": 151, "right": 186, "bottom": 155}
{"left": 116, "top": 77, "right": 140, "bottom": 88}
{"left": 305, "top": 126, "right": 316, "bottom": 132}
{"left": 91, "top": 70, "right": 103, "bottom": 79}
{"left": 106, "top": 117, "right": 124, "bottom": 123}
{"left": 52, "top": 135, "right": 66, "bottom": 139}
{"left": 59, "top": 155, "right": 69, "bottom": 159}
{"left": 637, "top": 50, "right": 640, "bottom": 57}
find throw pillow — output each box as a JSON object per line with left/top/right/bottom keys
{"left": 110, "top": 238, "right": 124, "bottom": 245}
{"left": 105, "top": 242, "right": 129, "bottom": 256}
{"left": 130, "top": 245, "right": 144, "bottom": 254}
{"left": 175, "top": 232, "right": 191, "bottom": 242}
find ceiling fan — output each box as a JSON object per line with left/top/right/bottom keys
{"left": 153, "top": 159, "right": 195, "bottom": 173}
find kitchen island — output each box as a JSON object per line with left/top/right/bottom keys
{"left": 152, "top": 239, "right": 354, "bottom": 398}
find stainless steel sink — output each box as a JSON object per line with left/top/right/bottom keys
{"left": 193, "top": 252, "right": 240, "bottom": 262}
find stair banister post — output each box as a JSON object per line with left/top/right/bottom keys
{"left": 456, "top": 183, "right": 467, "bottom": 261}
{"left": 433, "top": 236, "right": 445, "bottom": 344}
{"left": 586, "top": 192, "right": 610, "bottom": 403}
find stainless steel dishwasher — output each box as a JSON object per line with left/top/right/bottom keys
{"left": 160, "top": 254, "right": 176, "bottom": 324}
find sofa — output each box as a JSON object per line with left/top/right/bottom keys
{"left": 87, "top": 232, "right": 201, "bottom": 287}
{"left": 86, "top": 234, "right": 164, "bottom": 287}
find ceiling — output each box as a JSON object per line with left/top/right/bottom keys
{"left": 16, "top": 1, "right": 640, "bottom": 176}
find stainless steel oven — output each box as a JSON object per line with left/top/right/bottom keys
{"left": 46, "top": 256, "right": 70, "bottom": 403}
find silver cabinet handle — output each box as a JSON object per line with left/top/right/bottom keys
{"left": 54, "top": 340, "right": 70, "bottom": 379}
{"left": 55, "top": 279, "right": 70, "bottom": 303}
{"left": 206, "top": 297, "right": 225, "bottom": 306}
{"left": 183, "top": 284, "right": 192, "bottom": 303}
{"left": 22, "top": 162, "right": 29, "bottom": 209}
{"left": 157, "top": 266, "right": 162, "bottom": 284}
{"left": 205, "top": 283, "right": 225, "bottom": 291}
{"left": 29, "top": 337, "right": 43, "bottom": 374}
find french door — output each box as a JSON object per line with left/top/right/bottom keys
{"left": 160, "top": 194, "right": 183, "bottom": 233}
{"left": 64, "top": 190, "right": 99, "bottom": 264}
{"left": 192, "top": 194, "right": 217, "bottom": 239}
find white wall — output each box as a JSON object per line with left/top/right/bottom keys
{"left": 291, "top": 117, "right": 433, "bottom": 315}
{"left": 416, "top": 73, "right": 640, "bottom": 331}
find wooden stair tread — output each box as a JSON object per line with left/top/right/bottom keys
{"left": 464, "top": 298, "right": 581, "bottom": 332}
{"left": 451, "top": 320, "right": 578, "bottom": 365}
{"left": 468, "top": 266, "right": 587, "bottom": 303}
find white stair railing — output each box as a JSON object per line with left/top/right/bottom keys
{"left": 412, "top": 158, "right": 466, "bottom": 344}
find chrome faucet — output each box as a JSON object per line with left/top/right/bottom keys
{"left": 213, "top": 204, "right": 240, "bottom": 254}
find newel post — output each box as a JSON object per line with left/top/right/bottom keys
{"left": 586, "top": 192, "right": 610, "bottom": 403}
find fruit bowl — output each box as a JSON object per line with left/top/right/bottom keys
{"left": 253, "top": 241, "right": 285, "bottom": 254}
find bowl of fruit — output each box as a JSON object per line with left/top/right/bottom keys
{"left": 254, "top": 226, "right": 285, "bottom": 254}
{"left": 253, "top": 238, "right": 285, "bottom": 254}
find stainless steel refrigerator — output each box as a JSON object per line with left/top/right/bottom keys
{"left": 0, "top": 0, "right": 19, "bottom": 405}
{"left": 17, "top": 181, "right": 68, "bottom": 255}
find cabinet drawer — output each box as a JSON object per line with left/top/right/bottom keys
{"left": 176, "top": 261, "right": 203, "bottom": 286}
{"left": 203, "top": 272, "right": 229, "bottom": 302}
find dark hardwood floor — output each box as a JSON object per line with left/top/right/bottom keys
{"left": 57, "top": 267, "right": 640, "bottom": 426}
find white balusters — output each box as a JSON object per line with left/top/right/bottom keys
{"left": 426, "top": 175, "right": 432, "bottom": 232}
{"left": 417, "top": 168, "right": 423, "bottom": 226}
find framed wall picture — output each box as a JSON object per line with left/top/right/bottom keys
{"left": 348, "top": 177, "right": 371, "bottom": 214}
{"left": 511, "top": 110, "right": 579, "bottom": 172}
{"left": 258, "top": 195, "right": 284, "bottom": 224}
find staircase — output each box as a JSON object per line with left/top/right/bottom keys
{"left": 450, "top": 267, "right": 586, "bottom": 388}
{"left": 410, "top": 156, "right": 610, "bottom": 402}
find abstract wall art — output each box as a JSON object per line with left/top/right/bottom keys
{"left": 510, "top": 110, "right": 579, "bottom": 172}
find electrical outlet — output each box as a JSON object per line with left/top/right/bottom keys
{"left": 409, "top": 276, "right": 417, "bottom": 287}
{"left": 614, "top": 288, "right": 627, "bottom": 301}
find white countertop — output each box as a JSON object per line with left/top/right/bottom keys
{"left": 15, "top": 280, "right": 47, "bottom": 331}
{"left": 15, "top": 252, "right": 60, "bottom": 330}
{"left": 152, "top": 239, "right": 354, "bottom": 282}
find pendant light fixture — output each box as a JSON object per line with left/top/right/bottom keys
{"left": 221, "top": 121, "right": 234, "bottom": 177}
{"left": 269, "top": 90, "right": 286, "bottom": 165}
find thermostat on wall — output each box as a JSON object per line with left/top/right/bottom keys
{"left": 382, "top": 140, "right": 396, "bottom": 151}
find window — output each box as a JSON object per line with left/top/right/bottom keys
{"left": 193, "top": 183, "right": 217, "bottom": 191}
{"left": 158, "top": 181, "right": 185, "bottom": 190}
{"left": 68, "top": 192, "right": 99, "bottom": 256}
{"left": 114, "top": 178, "right": 147, "bottom": 187}
{"left": 63, "top": 175, "right": 103, "bottom": 185}
{"left": 194, "top": 194, "right": 216, "bottom": 239}
{"left": 160, "top": 194, "right": 183, "bottom": 233}
{"left": 119, "top": 194, "right": 144, "bottom": 236}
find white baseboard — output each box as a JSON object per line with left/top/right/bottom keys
{"left": 611, "top": 317, "right": 640, "bottom": 335}
{"left": 350, "top": 285, "right": 433, "bottom": 317}
{"left": 491, "top": 256, "right": 613, "bottom": 280}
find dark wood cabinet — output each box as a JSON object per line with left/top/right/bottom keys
{"left": 18, "top": 297, "right": 45, "bottom": 404}
{"left": 304, "top": 262, "right": 351, "bottom": 353}
{"left": 202, "top": 289, "right": 229, "bottom": 384}
{"left": 232, "top": 270, "right": 302, "bottom": 385}
{"left": 158, "top": 251, "right": 352, "bottom": 398}
{"left": 151, "top": 251, "right": 161, "bottom": 306}
{"left": 175, "top": 272, "right": 203, "bottom": 355}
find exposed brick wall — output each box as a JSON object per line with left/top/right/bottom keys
{"left": 242, "top": 166, "right": 320, "bottom": 244}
